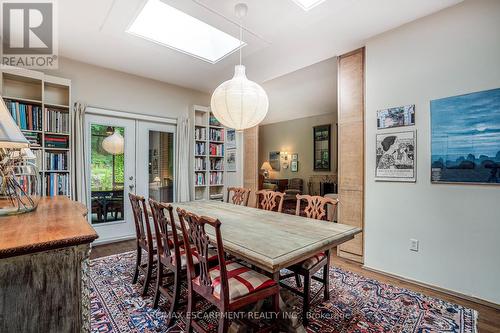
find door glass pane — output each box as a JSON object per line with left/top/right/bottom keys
{"left": 90, "top": 124, "right": 125, "bottom": 224}
{"left": 148, "top": 131, "right": 174, "bottom": 202}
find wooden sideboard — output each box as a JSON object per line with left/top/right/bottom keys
{"left": 0, "top": 197, "right": 98, "bottom": 332}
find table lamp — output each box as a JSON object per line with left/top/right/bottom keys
{"left": 260, "top": 161, "right": 273, "bottom": 179}
{"left": 0, "top": 98, "right": 40, "bottom": 216}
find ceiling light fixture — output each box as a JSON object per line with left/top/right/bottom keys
{"left": 127, "top": 0, "right": 244, "bottom": 63}
{"left": 291, "top": 0, "right": 327, "bottom": 11}
{"left": 210, "top": 3, "right": 269, "bottom": 131}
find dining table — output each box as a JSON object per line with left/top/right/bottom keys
{"left": 171, "top": 200, "right": 362, "bottom": 332}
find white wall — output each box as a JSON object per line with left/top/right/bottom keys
{"left": 46, "top": 57, "right": 209, "bottom": 118}
{"left": 365, "top": 0, "right": 500, "bottom": 304}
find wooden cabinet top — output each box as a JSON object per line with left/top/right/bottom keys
{"left": 0, "top": 197, "right": 98, "bottom": 259}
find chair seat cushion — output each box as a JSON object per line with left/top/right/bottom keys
{"left": 172, "top": 245, "right": 218, "bottom": 268}
{"left": 297, "top": 252, "right": 326, "bottom": 270}
{"left": 193, "top": 261, "right": 276, "bottom": 302}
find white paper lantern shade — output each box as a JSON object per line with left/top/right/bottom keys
{"left": 102, "top": 130, "right": 124, "bottom": 155}
{"left": 210, "top": 65, "right": 269, "bottom": 131}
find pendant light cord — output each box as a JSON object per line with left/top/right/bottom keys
{"left": 239, "top": 19, "right": 243, "bottom": 66}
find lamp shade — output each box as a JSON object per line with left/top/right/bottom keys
{"left": 260, "top": 161, "right": 273, "bottom": 171}
{"left": 210, "top": 65, "right": 269, "bottom": 131}
{"left": 102, "top": 130, "right": 124, "bottom": 155}
{"left": 0, "top": 98, "right": 29, "bottom": 148}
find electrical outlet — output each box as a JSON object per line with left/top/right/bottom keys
{"left": 410, "top": 239, "right": 419, "bottom": 252}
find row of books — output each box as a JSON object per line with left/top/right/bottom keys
{"left": 209, "top": 128, "right": 224, "bottom": 142}
{"left": 194, "top": 127, "right": 207, "bottom": 141}
{"left": 194, "top": 157, "right": 206, "bottom": 171}
{"left": 195, "top": 142, "right": 206, "bottom": 155}
{"left": 45, "top": 108, "right": 70, "bottom": 133}
{"left": 45, "top": 135, "right": 69, "bottom": 149}
{"left": 194, "top": 172, "right": 206, "bottom": 186}
{"left": 24, "top": 132, "right": 42, "bottom": 147}
{"left": 46, "top": 173, "right": 70, "bottom": 196}
{"left": 209, "top": 171, "right": 223, "bottom": 185}
{"left": 5, "top": 100, "right": 43, "bottom": 131}
{"left": 45, "top": 152, "right": 68, "bottom": 171}
{"left": 210, "top": 158, "right": 223, "bottom": 171}
{"left": 209, "top": 143, "right": 224, "bottom": 156}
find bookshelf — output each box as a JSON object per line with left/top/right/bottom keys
{"left": 1, "top": 67, "right": 72, "bottom": 198}
{"left": 192, "top": 105, "right": 230, "bottom": 201}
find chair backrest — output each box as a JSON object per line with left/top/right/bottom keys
{"left": 149, "top": 198, "right": 181, "bottom": 267}
{"left": 288, "top": 178, "right": 303, "bottom": 192}
{"left": 177, "top": 208, "right": 229, "bottom": 303}
{"left": 128, "top": 193, "right": 154, "bottom": 250}
{"left": 295, "top": 194, "right": 338, "bottom": 221}
{"left": 255, "top": 190, "right": 285, "bottom": 213}
{"left": 226, "top": 187, "right": 251, "bottom": 206}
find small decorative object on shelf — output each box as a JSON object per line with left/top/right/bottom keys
{"left": 0, "top": 99, "right": 40, "bottom": 216}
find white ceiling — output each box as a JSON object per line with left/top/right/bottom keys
{"left": 58, "top": 0, "right": 462, "bottom": 93}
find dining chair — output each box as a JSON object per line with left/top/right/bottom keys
{"left": 226, "top": 187, "right": 251, "bottom": 206}
{"left": 255, "top": 190, "right": 285, "bottom": 213}
{"left": 129, "top": 193, "right": 156, "bottom": 296}
{"left": 177, "top": 207, "right": 280, "bottom": 333}
{"left": 281, "top": 194, "right": 339, "bottom": 326}
{"left": 148, "top": 198, "right": 184, "bottom": 326}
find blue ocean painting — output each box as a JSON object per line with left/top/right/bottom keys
{"left": 431, "top": 87, "right": 500, "bottom": 184}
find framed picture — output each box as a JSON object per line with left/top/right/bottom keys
{"left": 377, "top": 104, "right": 415, "bottom": 129}
{"left": 226, "top": 129, "right": 236, "bottom": 149}
{"left": 313, "top": 125, "right": 331, "bottom": 171}
{"left": 291, "top": 160, "right": 298, "bottom": 172}
{"left": 225, "top": 149, "right": 236, "bottom": 172}
{"left": 291, "top": 153, "right": 298, "bottom": 161}
{"left": 375, "top": 130, "right": 416, "bottom": 182}
{"left": 269, "top": 151, "right": 280, "bottom": 171}
{"left": 431, "top": 88, "right": 500, "bottom": 184}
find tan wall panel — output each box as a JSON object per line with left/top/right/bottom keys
{"left": 243, "top": 126, "right": 259, "bottom": 207}
{"left": 338, "top": 50, "right": 365, "bottom": 124}
{"left": 338, "top": 121, "right": 364, "bottom": 191}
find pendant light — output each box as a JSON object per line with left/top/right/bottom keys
{"left": 210, "top": 3, "right": 269, "bottom": 131}
{"left": 102, "top": 128, "right": 124, "bottom": 155}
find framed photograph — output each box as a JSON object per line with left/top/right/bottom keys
{"left": 291, "top": 153, "right": 298, "bottom": 161}
{"left": 269, "top": 151, "right": 280, "bottom": 171}
{"left": 313, "top": 125, "right": 331, "bottom": 171}
{"left": 375, "top": 130, "right": 416, "bottom": 182}
{"left": 225, "top": 149, "right": 236, "bottom": 172}
{"left": 291, "top": 160, "right": 298, "bottom": 172}
{"left": 226, "top": 129, "right": 236, "bottom": 149}
{"left": 377, "top": 104, "right": 415, "bottom": 129}
{"left": 431, "top": 88, "right": 500, "bottom": 184}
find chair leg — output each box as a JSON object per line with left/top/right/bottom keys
{"left": 303, "top": 273, "right": 311, "bottom": 326}
{"left": 185, "top": 289, "right": 194, "bottom": 333}
{"left": 166, "top": 270, "right": 181, "bottom": 326}
{"left": 218, "top": 312, "right": 230, "bottom": 333}
{"left": 323, "top": 252, "right": 331, "bottom": 301}
{"left": 153, "top": 262, "right": 162, "bottom": 309}
{"left": 142, "top": 252, "right": 153, "bottom": 296}
{"left": 295, "top": 273, "right": 302, "bottom": 288}
{"left": 132, "top": 246, "right": 141, "bottom": 284}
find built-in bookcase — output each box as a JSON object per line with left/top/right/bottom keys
{"left": 192, "top": 105, "right": 229, "bottom": 201}
{"left": 1, "top": 67, "right": 72, "bottom": 198}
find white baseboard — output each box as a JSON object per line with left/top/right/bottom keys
{"left": 91, "top": 234, "right": 136, "bottom": 246}
{"left": 362, "top": 264, "right": 500, "bottom": 310}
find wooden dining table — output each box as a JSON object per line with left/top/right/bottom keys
{"left": 171, "top": 200, "right": 362, "bottom": 331}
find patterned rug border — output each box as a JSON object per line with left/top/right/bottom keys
{"left": 90, "top": 250, "right": 479, "bottom": 333}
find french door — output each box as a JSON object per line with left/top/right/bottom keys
{"left": 85, "top": 114, "right": 176, "bottom": 244}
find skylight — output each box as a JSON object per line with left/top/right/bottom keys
{"left": 291, "top": 0, "right": 327, "bottom": 11}
{"left": 127, "top": 0, "right": 243, "bottom": 64}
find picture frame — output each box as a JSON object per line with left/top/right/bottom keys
{"left": 269, "top": 151, "right": 280, "bottom": 171}
{"left": 313, "top": 125, "right": 331, "bottom": 171}
{"left": 375, "top": 130, "right": 416, "bottom": 182}
{"left": 226, "top": 129, "right": 236, "bottom": 149}
{"left": 225, "top": 149, "right": 236, "bottom": 172}
{"left": 377, "top": 104, "right": 415, "bottom": 129}
{"left": 430, "top": 88, "right": 500, "bottom": 184}
{"left": 291, "top": 160, "right": 298, "bottom": 172}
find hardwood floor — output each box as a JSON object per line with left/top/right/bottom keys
{"left": 91, "top": 240, "right": 500, "bottom": 332}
